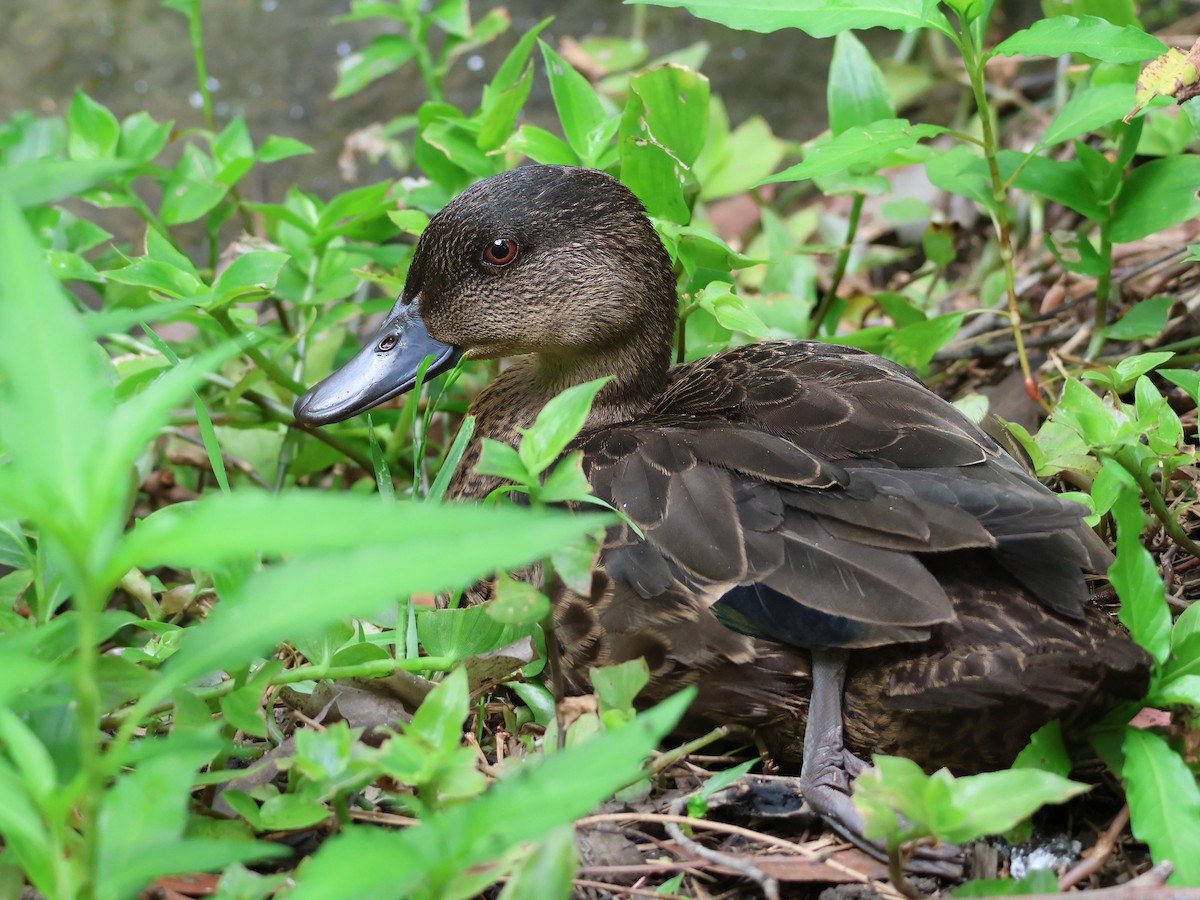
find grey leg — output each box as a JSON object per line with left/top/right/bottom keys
{"left": 801, "top": 648, "right": 962, "bottom": 878}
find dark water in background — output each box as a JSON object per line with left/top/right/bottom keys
{"left": 0, "top": 0, "right": 879, "bottom": 198}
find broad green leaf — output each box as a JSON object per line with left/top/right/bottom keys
{"left": 887, "top": 312, "right": 964, "bottom": 369}
{"left": 212, "top": 251, "right": 290, "bottom": 303}
{"left": 626, "top": 64, "right": 710, "bottom": 167}
{"left": 418, "top": 605, "right": 534, "bottom": 662}
{"left": 591, "top": 658, "right": 650, "bottom": 715}
{"left": 539, "top": 40, "right": 612, "bottom": 165}
{"left": 1110, "top": 488, "right": 1171, "bottom": 664}
{"left": 112, "top": 493, "right": 592, "bottom": 584}
{"left": 289, "top": 690, "right": 692, "bottom": 899}
{"left": 118, "top": 111, "right": 173, "bottom": 163}
{"left": 992, "top": 15, "right": 1167, "bottom": 64}
{"left": 1104, "top": 296, "right": 1173, "bottom": 340}
{"left": 476, "top": 439, "right": 532, "bottom": 485}
{"left": 67, "top": 90, "right": 120, "bottom": 160}
{"left": 97, "top": 735, "right": 286, "bottom": 897}
{"left": 487, "top": 576, "right": 551, "bottom": 626}
{"left": 0, "top": 195, "right": 112, "bottom": 545}
{"left": 103, "top": 258, "right": 205, "bottom": 299}
{"left": 620, "top": 137, "right": 690, "bottom": 223}
{"left": 149, "top": 503, "right": 599, "bottom": 691}
{"left": 1160, "top": 369, "right": 1200, "bottom": 402}
{"left": 257, "top": 135, "right": 315, "bottom": 163}
{"left": 694, "top": 105, "right": 785, "bottom": 200}
{"left": 497, "top": 827, "right": 579, "bottom": 900}
{"left": 538, "top": 453, "right": 594, "bottom": 503}
{"left": 0, "top": 159, "right": 131, "bottom": 208}
{"left": 1004, "top": 153, "right": 1106, "bottom": 220}
{"left": 828, "top": 31, "right": 895, "bottom": 135}
{"left": 1011, "top": 721, "right": 1072, "bottom": 777}
{"left": 1055, "top": 377, "right": 1119, "bottom": 447}
{"left": 332, "top": 35, "right": 417, "bottom": 99}
{"left": 938, "top": 769, "right": 1088, "bottom": 843}
{"left": 500, "top": 124, "right": 580, "bottom": 166}
{"left": 697, "top": 283, "right": 771, "bottom": 337}
{"left": 407, "top": 668, "right": 471, "bottom": 752}
{"left": 1039, "top": 82, "right": 1135, "bottom": 148}
{"left": 1110, "top": 156, "right": 1200, "bottom": 243}
{"left": 628, "top": 0, "right": 955, "bottom": 38}
{"left": 517, "top": 377, "right": 611, "bottom": 477}
{"left": 762, "top": 119, "right": 948, "bottom": 183}
{"left": 1122, "top": 728, "right": 1200, "bottom": 885}
{"left": 160, "top": 145, "right": 228, "bottom": 225}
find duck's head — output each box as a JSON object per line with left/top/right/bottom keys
{"left": 294, "top": 165, "right": 677, "bottom": 426}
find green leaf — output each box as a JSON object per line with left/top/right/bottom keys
{"left": 497, "top": 827, "right": 579, "bottom": 900}
{"left": 627, "top": 0, "right": 954, "bottom": 38}
{"left": 1056, "top": 378, "right": 1119, "bottom": 446}
{"left": 1122, "top": 728, "right": 1200, "bottom": 885}
{"left": 212, "top": 251, "right": 290, "bottom": 303}
{"left": 1012, "top": 721, "right": 1072, "bottom": 777}
{"left": 828, "top": 31, "right": 895, "bottom": 136}
{"left": 67, "top": 90, "right": 120, "bottom": 160}
{"left": 476, "top": 439, "right": 532, "bottom": 485}
{"left": 332, "top": 34, "right": 417, "bottom": 99}
{"left": 590, "top": 658, "right": 650, "bottom": 716}
{"left": 160, "top": 144, "right": 228, "bottom": 225}
{"left": 0, "top": 159, "right": 131, "bottom": 208}
{"left": 626, "top": 64, "right": 710, "bottom": 167}
{"left": 487, "top": 576, "right": 551, "bottom": 627}
{"left": 0, "top": 195, "right": 113, "bottom": 548}
{"left": 104, "top": 258, "right": 205, "bottom": 299}
{"left": 1110, "top": 156, "right": 1200, "bottom": 243}
{"left": 1039, "top": 82, "right": 1136, "bottom": 148}
{"left": 539, "top": 40, "right": 612, "bottom": 165}
{"left": 97, "top": 735, "right": 286, "bottom": 897}
{"left": 1104, "top": 296, "right": 1173, "bottom": 340}
{"left": 289, "top": 690, "right": 692, "bottom": 899}
{"left": 887, "top": 312, "right": 964, "bottom": 369}
{"left": 418, "top": 605, "right": 533, "bottom": 662}
{"left": 517, "top": 377, "right": 611, "bottom": 477}
{"left": 1160, "top": 368, "right": 1200, "bottom": 402}
{"left": 257, "top": 135, "right": 315, "bottom": 163}
{"left": 538, "top": 453, "right": 594, "bottom": 503}
{"left": 696, "top": 282, "right": 770, "bottom": 337}
{"left": 991, "top": 15, "right": 1167, "bottom": 64}
{"left": 500, "top": 124, "right": 581, "bottom": 166}
{"left": 1110, "top": 487, "right": 1171, "bottom": 664}
{"left": 407, "top": 668, "right": 471, "bottom": 751}
{"left": 118, "top": 111, "right": 173, "bottom": 163}
{"left": 762, "top": 119, "right": 948, "bottom": 183}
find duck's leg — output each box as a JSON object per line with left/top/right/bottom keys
{"left": 802, "top": 648, "right": 961, "bottom": 878}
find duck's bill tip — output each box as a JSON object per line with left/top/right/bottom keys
{"left": 293, "top": 301, "right": 462, "bottom": 427}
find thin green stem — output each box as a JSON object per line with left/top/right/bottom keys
{"left": 1114, "top": 449, "right": 1200, "bottom": 561}
{"left": 958, "top": 21, "right": 1045, "bottom": 411}
{"left": 184, "top": 5, "right": 216, "bottom": 132}
{"left": 811, "top": 191, "right": 865, "bottom": 335}
{"left": 70, "top": 576, "right": 106, "bottom": 900}
{"left": 1087, "top": 226, "right": 1114, "bottom": 359}
{"left": 646, "top": 726, "right": 735, "bottom": 777}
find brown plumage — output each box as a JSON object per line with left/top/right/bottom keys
{"left": 295, "top": 165, "right": 1149, "bottom": 819}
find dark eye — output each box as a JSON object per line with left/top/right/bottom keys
{"left": 482, "top": 238, "right": 519, "bottom": 267}
{"left": 378, "top": 335, "right": 398, "bottom": 352}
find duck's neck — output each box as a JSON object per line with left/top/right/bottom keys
{"left": 447, "top": 333, "right": 673, "bottom": 500}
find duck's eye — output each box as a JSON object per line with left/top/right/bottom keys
{"left": 378, "top": 335, "right": 398, "bottom": 352}
{"left": 482, "top": 238, "right": 519, "bottom": 267}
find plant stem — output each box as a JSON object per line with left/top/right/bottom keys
{"left": 1115, "top": 449, "right": 1200, "bottom": 561}
{"left": 1087, "top": 226, "right": 1114, "bottom": 359}
{"left": 957, "top": 20, "right": 1045, "bottom": 411}
{"left": 811, "top": 191, "right": 865, "bottom": 335}
{"left": 71, "top": 576, "right": 106, "bottom": 900}
{"left": 183, "top": 3, "right": 216, "bottom": 132}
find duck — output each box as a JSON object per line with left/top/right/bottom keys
{"left": 293, "top": 164, "right": 1151, "bottom": 863}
